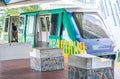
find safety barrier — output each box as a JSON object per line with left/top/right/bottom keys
{"left": 0, "top": 42, "right": 32, "bottom": 60}
{"left": 30, "top": 48, "right": 64, "bottom": 71}
{"left": 68, "top": 54, "right": 114, "bottom": 79}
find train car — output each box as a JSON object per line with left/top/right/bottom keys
{"left": 2, "top": 8, "right": 116, "bottom": 59}
{"left": 2, "top": 15, "right": 25, "bottom": 43}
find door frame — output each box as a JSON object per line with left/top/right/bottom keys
{"left": 35, "top": 14, "right": 51, "bottom": 45}
{"left": 9, "top": 16, "right": 19, "bottom": 42}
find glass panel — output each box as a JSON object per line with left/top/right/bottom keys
{"left": 50, "top": 14, "right": 58, "bottom": 35}
{"left": 73, "top": 12, "right": 109, "bottom": 39}
{"left": 27, "top": 16, "right": 34, "bottom": 33}
{"left": 40, "top": 17, "right": 46, "bottom": 32}
{"left": 18, "top": 16, "right": 24, "bottom": 33}
{"left": 4, "top": 18, "right": 9, "bottom": 32}
{"left": 60, "top": 22, "right": 69, "bottom": 40}
{"left": 12, "top": 17, "right": 19, "bottom": 25}
{"left": 46, "top": 17, "right": 50, "bottom": 31}
{"left": 40, "top": 17, "right": 47, "bottom": 42}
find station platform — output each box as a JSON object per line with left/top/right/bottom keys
{"left": 0, "top": 56, "right": 120, "bottom": 79}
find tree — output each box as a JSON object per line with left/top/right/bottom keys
{"left": 6, "top": 5, "right": 42, "bottom": 16}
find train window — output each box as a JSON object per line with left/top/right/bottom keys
{"left": 4, "top": 18, "right": 9, "bottom": 32}
{"left": 18, "top": 16, "right": 24, "bottom": 33}
{"left": 26, "top": 16, "right": 34, "bottom": 33}
{"left": 46, "top": 17, "right": 50, "bottom": 31}
{"left": 40, "top": 17, "right": 46, "bottom": 31}
{"left": 73, "top": 12, "right": 109, "bottom": 39}
{"left": 50, "top": 14, "right": 58, "bottom": 35}
{"left": 60, "top": 21, "right": 69, "bottom": 40}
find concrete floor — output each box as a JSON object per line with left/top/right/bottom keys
{"left": 0, "top": 57, "right": 120, "bottom": 79}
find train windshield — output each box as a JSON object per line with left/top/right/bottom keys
{"left": 72, "top": 12, "right": 109, "bottom": 39}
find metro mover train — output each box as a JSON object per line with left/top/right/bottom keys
{"left": 2, "top": 8, "right": 116, "bottom": 59}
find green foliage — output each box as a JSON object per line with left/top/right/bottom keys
{"left": 6, "top": 5, "right": 42, "bottom": 16}
{"left": 117, "top": 50, "right": 120, "bottom": 62}
{"left": 20, "top": 5, "right": 42, "bottom": 12}
{"left": 7, "top": 8, "right": 20, "bottom": 16}
{"left": 0, "top": 27, "right": 2, "bottom": 37}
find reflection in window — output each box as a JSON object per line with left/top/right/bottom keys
{"left": 40, "top": 17, "right": 46, "bottom": 31}
{"left": 60, "top": 21, "right": 70, "bottom": 40}
{"left": 73, "top": 12, "right": 109, "bottom": 39}
{"left": 18, "top": 16, "right": 24, "bottom": 33}
{"left": 46, "top": 17, "right": 50, "bottom": 31}
{"left": 27, "top": 16, "right": 34, "bottom": 33}
{"left": 50, "top": 14, "right": 58, "bottom": 35}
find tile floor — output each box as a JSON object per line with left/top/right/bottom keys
{"left": 0, "top": 57, "right": 120, "bottom": 79}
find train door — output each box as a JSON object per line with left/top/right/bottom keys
{"left": 35, "top": 15, "right": 50, "bottom": 47}
{"left": 9, "top": 16, "right": 19, "bottom": 42}
{"left": 25, "top": 15, "right": 35, "bottom": 47}
{"left": 49, "top": 13, "right": 62, "bottom": 48}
